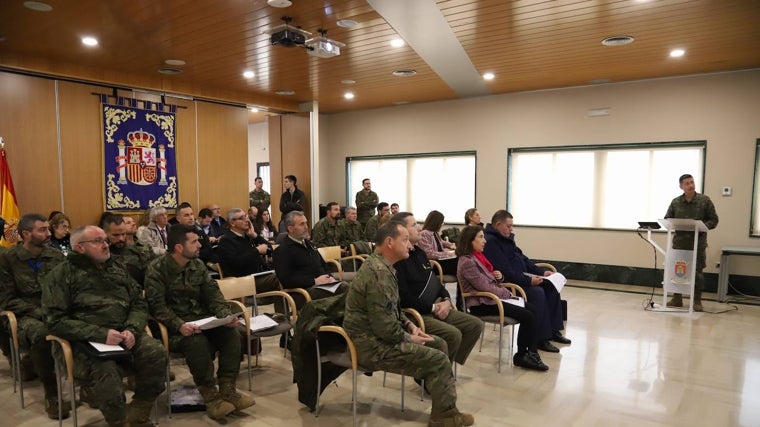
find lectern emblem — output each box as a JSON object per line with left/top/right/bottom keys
{"left": 674, "top": 260, "right": 688, "bottom": 280}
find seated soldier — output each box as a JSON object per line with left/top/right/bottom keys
{"left": 144, "top": 225, "right": 255, "bottom": 420}
{"left": 101, "top": 213, "right": 155, "bottom": 286}
{"left": 363, "top": 202, "right": 390, "bottom": 242}
{"left": 41, "top": 225, "right": 167, "bottom": 427}
{"left": 338, "top": 206, "right": 363, "bottom": 248}
{"left": 311, "top": 202, "right": 342, "bottom": 249}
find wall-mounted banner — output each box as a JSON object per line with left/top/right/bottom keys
{"left": 102, "top": 101, "right": 178, "bottom": 210}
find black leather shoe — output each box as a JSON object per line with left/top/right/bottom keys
{"left": 550, "top": 331, "right": 571, "bottom": 345}
{"left": 537, "top": 340, "right": 559, "bottom": 353}
{"left": 513, "top": 352, "right": 549, "bottom": 371}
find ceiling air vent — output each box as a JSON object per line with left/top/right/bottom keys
{"left": 158, "top": 67, "right": 182, "bottom": 75}
{"left": 601, "top": 35, "right": 635, "bottom": 46}
{"left": 392, "top": 69, "right": 417, "bottom": 77}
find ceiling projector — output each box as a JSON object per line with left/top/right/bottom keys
{"left": 306, "top": 36, "right": 345, "bottom": 58}
{"left": 270, "top": 23, "right": 310, "bottom": 47}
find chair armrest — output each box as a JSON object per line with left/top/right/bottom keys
{"left": 535, "top": 263, "right": 557, "bottom": 273}
{"left": 153, "top": 320, "right": 170, "bottom": 351}
{"left": 318, "top": 325, "right": 357, "bottom": 371}
{"left": 429, "top": 260, "right": 444, "bottom": 281}
{"left": 461, "top": 291, "right": 504, "bottom": 322}
{"left": 402, "top": 308, "right": 425, "bottom": 333}
{"left": 256, "top": 290, "right": 297, "bottom": 320}
{"left": 46, "top": 335, "right": 74, "bottom": 382}
{"left": 324, "top": 259, "right": 343, "bottom": 280}
{"left": 281, "top": 287, "right": 312, "bottom": 305}
{"left": 0, "top": 311, "right": 19, "bottom": 348}
{"left": 339, "top": 255, "right": 366, "bottom": 264}
{"left": 498, "top": 283, "right": 528, "bottom": 300}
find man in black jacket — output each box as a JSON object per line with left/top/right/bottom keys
{"left": 392, "top": 212, "right": 482, "bottom": 366}
{"left": 279, "top": 175, "right": 306, "bottom": 215}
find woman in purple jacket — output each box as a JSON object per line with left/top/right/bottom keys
{"left": 456, "top": 226, "right": 548, "bottom": 371}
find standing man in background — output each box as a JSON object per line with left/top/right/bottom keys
{"left": 355, "top": 178, "right": 379, "bottom": 230}
{"left": 280, "top": 175, "right": 306, "bottom": 215}
{"left": 665, "top": 173, "right": 719, "bottom": 312}
{"left": 249, "top": 176, "right": 270, "bottom": 212}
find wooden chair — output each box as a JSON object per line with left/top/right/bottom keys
{"left": 217, "top": 273, "right": 297, "bottom": 391}
{"left": 536, "top": 262, "right": 557, "bottom": 273}
{"left": 0, "top": 310, "right": 25, "bottom": 408}
{"left": 457, "top": 281, "right": 527, "bottom": 373}
{"left": 429, "top": 259, "right": 458, "bottom": 285}
{"left": 317, "top": 246, "right": 366, "bottom": 282}
{"left": 382, "top": 308, "right": 426, "bottom": 401}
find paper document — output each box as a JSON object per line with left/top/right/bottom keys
{"left": 523, "top": 272, "right": 567, "bottom": 292}
{"left": 240, "top": 314, "right": 279, "bottom": 332}
{"left": 315, "top": 281, "right": 342, "bottom": 293}
{"left": 501, "top": 296, "right": 525, "bottom": 308}
{"left": 89, "top": 342, "right": 125, "bottom": 353}
{"left": 192, "top": 314, "right": 240, "bottom": 330}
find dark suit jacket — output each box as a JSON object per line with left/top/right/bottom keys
{"left": 273, "top": 237, "right": 330, "bottom": 289}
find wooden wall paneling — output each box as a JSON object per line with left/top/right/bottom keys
{"left": 280, "top": 114, "right": 312, "bottom": 224}
{"left": 195, "top": 101, "right": 249, "bottom": 215}
{"left": 268, "top": 115, "right": 283, "bottom": 225}
{"left": 171, "top": 99, "right": 199, "bottom": 211}
{"left": 0, "top": 72, "right": 61, "bottom": 217}
{"left": 57, "top": 80, "right": 104, "bottom": 227}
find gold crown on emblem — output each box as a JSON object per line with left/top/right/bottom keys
{"left": 127, "top": 129, "right": 156, "bottom": 148}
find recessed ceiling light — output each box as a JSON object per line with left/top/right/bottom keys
{"left": 341, "top": 79, "right": 356, "bottom": 85}
{"left": 248, "top": 107, "right": 259, "bottom": 113}
{"left": 337, "top": 19, "right": 358, "bottom": 29}
{"left": 242, "top": 70, "right": 255, "bottom": 79}
{"left": 158, "top": 67, "right": 182, "bottom": 75}
{"left": 483, "top": 72, "right": 495, "bottom": 81}
{"left": 275, "top": 89, "right": 295, "bottom": 95}
{"left": 81, "top": 36, "right": 99, "bottom": 47}
{"left": 344, "top": 92, "right": 355, "bottom": 100}
{"left": 601, "top": 35, "right": 635, "bottom": 46}
{"left": 669, "top": 48, "right": 685, "bottom": 58}
{"left": 23, "top": 1, "right": 52, "bottom": 12}
{"left": 164, "top": 59, "right": 185, "bottom": 66}
{"left": 267, "top": 0, "right": 292, "bottom": 7}
{"left": 390, "top": 38, "right": 405, "bottom": 48}
{"left": 392, "top": 69, "right": 417, "bottom": 77}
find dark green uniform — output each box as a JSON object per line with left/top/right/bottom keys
{"left": 311, "top": 217, "right": 341, "bottom": 248}
{"left": 363, "top": 214, "right": 381, "bottom": 242}
{"left": 355, "top": 190, "right": 378, "bottom": 228}
{"left": 110, "top": 243, "right": 155, "bottom": 287}
{"left": 665, "top": 192, "right": 719, "bottom": 290}
{"left": 144, "top": 254, "right": 241, "bottom": 387}
{"left": 249, "top": 188, "right": 271, "bottom": 212}
{"left": 41, "top": 252, "right": 167, "bottom": 425}
{"left": 0, "top": 245, "right": 65, "bottom": 398}
{"left": 337, "top": 219, "right": 363, "bottom": 248}
{"left": 343, "top": 252, "right": 457, "bottom": 414}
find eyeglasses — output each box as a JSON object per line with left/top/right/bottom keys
{"left": 232, "top": 216, "right": 247, "bottom": 221}
{"left": 79, "top": 238, "right": 108, "bottom": 245}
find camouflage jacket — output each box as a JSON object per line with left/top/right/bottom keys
{"left": 144, "top": 254, "right": 231, "bottom": 333}
{"left": 110, "top": 243, "right": 156, "bottom": 286}
{"left": 338, "top": 219, "right": 363, "bottom": 247}
{"left": 41, "top": 252, "right": 147, "bottom": 343}
{"left": 249, "top": 188, "right": 271, "bottom": 211}
{"left": 665, "top": 192, "right": 719, "bottom": 250}
{"left": 311, "top": 217, "right": 341, "bottom": 248}
{"left": 343, "top": 252, "right": 410, "bottom": 347}
{"left": 0, "top": 244, "right": 65, "bottom": 319}
{"left": 355, "top": 190, "right": 379, "bottom": 224}
{"left": 363, "top": 214, "right": 381, "bottom": 243}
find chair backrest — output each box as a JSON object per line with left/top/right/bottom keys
{"left": 213, "top": 262, "right": 225, "bottom": 279}
{"left": 218, "top": 274, "right": 257, "bottom": 301}
{"left": 350, "top": 241, "right": 373, "bottom": 257}
{"left": 429, "top": 260, "right": 444, "bottom": 282}
{"left": 317, "top": 246, "right": 342, "bottom": 262}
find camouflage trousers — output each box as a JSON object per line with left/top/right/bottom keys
{"left": 17, "top": 317, "right": 58, "bottom": 397}
{"left": 355, "top": 335, "right": 456, "bottom": 414}
{"left": 169, "top": 325, "right": 240, "bottom": 387}
{"left": 67, "top": 332, "right": 167, "bottom": 425}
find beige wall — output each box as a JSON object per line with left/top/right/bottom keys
{"left": 321, "top": 70, "right": 760, "bottom": 276}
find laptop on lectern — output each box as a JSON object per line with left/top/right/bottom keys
{"left": 637, "top": 221, "right": 661, "bottom": 229}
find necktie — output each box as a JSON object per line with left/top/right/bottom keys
{"left": 159, "top": 228, "right": 167, "bottom": 248}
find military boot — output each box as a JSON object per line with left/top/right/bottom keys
{"left": 127, "top": 398, "right": 155, "bottom": 427}
{"left": 198, "top": 385, "right": 236, "bottom": 419}
{"left": 45, "top": 397, "right": 72, "bottom": 420}
{"left": 692, "top": 289, "right": 703, "bottom": 312}
{"left": 667, "top": 293, "right": 683, "bottom": 308}
{"left": 218, "top": 377, "right": 256, "bottom": 411}
{"left": 428, "top": 408, "right": 475, "bottom": 427}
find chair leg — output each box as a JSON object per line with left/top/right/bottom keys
{"left": 314, "top": 339, "right": 322, "bottom": 417}
{"left": 478, "top": 326, "right": 485, "bottom": 352}
{"left": 497, "top": 324, "right": 503, "bottom": 373}
{"left": 382, "top": 371, "right": 386, "bottom": 387}
{"left": 10, "top": 339, "right": 24, "bottom": 408}
{"left": 419, "top": 378, "right": 424, "bottom": 401}
{"left": 247, "top": 338, "right": 252, "bottom": 391}
{"left": 352, "top": 369, "right": 358, "bottom": 427}
{"left": 509, "top": 325, "right": 515, "bottom": 367}
{"left": 400, "top": 375, "right": 405, "bottom": 412}
{"left": 70, "top": 380, "right": 77, "bottom": 427}
{"left": 166, "top": 364, "right": 172, "bottom": 419}
{"left": 53, "top": 352, "right": 63, "bottom": 427}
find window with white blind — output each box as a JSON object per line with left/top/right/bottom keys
{"left": 346, "top": 152, "right": 476, "bottom": 223}
{"left": 751, "top": 139, "right": 760, "bottom": 236}
{"left": 256, "top": 162, "right": 271, "bottom": 193}
{"left": 508, "top": 142, "right": 706, "bottom": 229}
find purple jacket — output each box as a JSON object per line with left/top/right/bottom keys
{"left": 457, "top": 254, "right": 511, "bottom": 308}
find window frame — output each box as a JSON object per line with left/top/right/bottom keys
{"left": 751, "top": 139, "right": 760, "bottom": 237}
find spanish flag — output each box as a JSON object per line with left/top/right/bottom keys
{"left": 0, "top": 141, "right": 20, "bottom": 247}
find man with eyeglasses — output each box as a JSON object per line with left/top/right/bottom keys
{"left": 0, "top": 213, "right": 69, "bottom": 419}
{"left": 207, "top": 204, "right": 227, "bottom": 240}
{"left": 216, "top": 208, "right": 279, "bottom": 292}
{"left": 41, "top": 225, "right": 167, "bottom": 427}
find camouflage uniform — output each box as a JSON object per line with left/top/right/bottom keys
{"left": 41, "top": 252, "right": 167, "bottom": 426}
{"left": 248, "top": 188, "right": 271, "bottom": 212}
{"left": 311, "top": 217, "right": 341, "bottom": 248}
{"left": 363, "top": 214, "right": 381, "bottom": 242}
{"left": 337, "top": 219, "right": 363, "bottom": 248}
{"left": 354, "top": 190, "right": 378, "bottom": 229}
{"left": 110, "top": 243, "right": 155, "bottom": 287}
{"left": 0, "top": 245, "right": 64, "bottom": 398}
{"left": 665, "top": 192, "right": 719, "bottom": 290}
{"left": 144, "top": 254, "right": 241, "bottom": 387}
{"left": 343, "top": 252, "right": 457, "bottom": 415}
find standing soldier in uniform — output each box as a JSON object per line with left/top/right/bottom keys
{"left": 0, "top": 213, "right": 69, "bottom": 419}
{"left": 343, "top": 222, "right": 474, "bottom": 427}
{"left": 144, "top": 224, "right": 256, "bottom": 420}
{"left": 665, "top": 173, "right": 719, "bottom": 312}
{"left": 248, "top": 176, "right": 271, "bottom": 212}
{"left": 355, "top": 178, "right": 379, "bottom": 230}
{"left": 41, "top": 225, "right": 167, "bottom": 427}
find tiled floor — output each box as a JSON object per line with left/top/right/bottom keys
{"left": 3, "top": 283, "right": 760, "bottom": 427}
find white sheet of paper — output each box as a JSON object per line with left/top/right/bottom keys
{"left": 89, "top": 342, "right": 125, "bottom": 352}
{"left": 240, "top": 314, "right": 279, "bottom": 332}
{"left": 192, "top": 314, "right": 239, "bottom": 330}
{"left": 523, "top": 272, "right": 567, "bottom": 292}
{"left": 501, "top": 296, "right": 525, "bottom": 307}
{"left": 315, "top": 281, "right": 342, "bottom": 293}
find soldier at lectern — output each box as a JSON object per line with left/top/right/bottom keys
{"left": 665, "top": 174, "right": 719, "bottom": 311}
